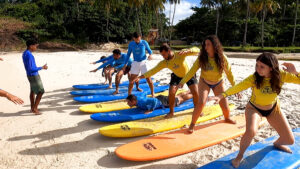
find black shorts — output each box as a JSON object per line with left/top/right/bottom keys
{"left": 115, "top": 65, "right": 131, "bottom": 75}
{"left": 156, "top": 95, "right": 179, "bottom": 107}
{"left": 169, "top": 73, "right": 197, "bottom": 86}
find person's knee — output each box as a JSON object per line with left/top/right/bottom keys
{"left": 198, "top": 98, "right": 206, "bottom": 105}
{"left": 245, "top": 128, "right": 257, "bottom": 138}
{"left": 286, "top": 136, "right": 295, "bottom": 145}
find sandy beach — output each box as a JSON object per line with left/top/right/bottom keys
{"left": 0, "top": 51, "right": 299, "bottom": 169}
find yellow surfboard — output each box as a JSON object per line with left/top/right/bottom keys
{"left": 79, "top": 89, "right": 186, "bottom": 113}
{"left": 99, "top": 104, "right": 235, "bottom": 138}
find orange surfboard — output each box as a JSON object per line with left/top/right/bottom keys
{"left": 115, "top": 114, "right": 266, "bottom": 161}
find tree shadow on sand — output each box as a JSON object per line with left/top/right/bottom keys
{"left": 17, "top": 126, "right": 147, "bottom": 155}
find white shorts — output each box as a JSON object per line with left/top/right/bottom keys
{"left": 129, "top": 60, "right": 148, "bottom": 75}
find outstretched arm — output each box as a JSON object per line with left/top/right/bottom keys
{"left": 0, "top": 89, "right": 24, "bottom": 105}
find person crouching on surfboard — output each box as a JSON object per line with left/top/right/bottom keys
{"left": 126, "top": 91, "right": 193, "bottom": 114}
{"left": 91, "top": 55, "right": 112, "bottom": 85}
{"left": 133, "top": 43, "right": 199, "bottom": 118}
{"left": 209, "top": 52, "right": 300, "bottom": 168}
{"left": 90, "top": 49, "right": 140, "bottom": 94}
{"left": 176, "top": 35, "right": 240, "bottom": 133}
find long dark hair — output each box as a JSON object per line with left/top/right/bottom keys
{"left": 199, "top": 35, "right": 225, "bottom": 73}
{"left": 254, "top": 52, "right": 281, "bottom": 94}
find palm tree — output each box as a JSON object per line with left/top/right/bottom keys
{"left": 201, "top": 0, "right": 228, "bottom": 36}
{"left": 128, "top": 0, "right": 145, "bottom": 36}
{"left": 243, "top": 0, "right": 251, "bottom": 47}
{"left": 292, "top": 0, "right": 298, "bottom": 45}
{"left": 251, "top": 0, "right": 280, "bottom": 48}
{"left": 169, "top": 0, "right": 180, "bottom": 43}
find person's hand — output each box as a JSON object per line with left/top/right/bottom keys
{"left": 90, "top": 69, "right": 97, "bottom": 73}
{"left": 177, "top": 83, "right": 184, "bottom": 89}
{"left": 147, "top": 55, "right": 153, "bottom": 60}
{"left": 235, "top": 93, "right": 242, "bottom": 100}
{"left": 0, "top": 57, "right": 3, "bottom": 61}
{"left": 6, "top": 93, "right": 24, "bottom": 105}
{"left": 282, "top": 62, "right": 298, "bottom": 75}
{"left": 90, "top": 62, "right": 96, "bottom": 64}
{"left": 42, "top": 64, "right": 48, "bottom": 70}
{"left": 144, "top": 110, "right": 152, "bottom": 114}
{"left": 133, "top": 76, "right": 140, "bottom": 83}
{"left": 178, "top": 49, "right": 190, "bottom": 55}
{"left": 208, "top": 95, "right": 223, "bottom": 104}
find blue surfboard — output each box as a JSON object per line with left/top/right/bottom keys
{"left": 90, "top": 98, "right": 194, "bottom": 122}
{"left": 73, "top": 78, "right": 151, "bottom": 90}
{"left": 70, "top": 82, "right": 159, "bottom": 96}
{"left": 73, "top": 85, "right": 169, "bottom": 103}
{"left": 199, "top": 128, "right": 300, "bottom": 169}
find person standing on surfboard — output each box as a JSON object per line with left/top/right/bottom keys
{"left": 209, "top": 52, "right": 300, "bottom": 168}
{"left": 177, "top": 35, "right": 239, "bottom": 133}
{"left": 90, "top": 49, "right": 140, "bottom": 94}
{"left": 122, "top": 32, "right": 155, "bottom": 97}
{"left": 126, "top": 91, "right": 194, "bottom": 114}
{"left": 22, "top": 39, "right": 48, "bottom": 115}
{"left": 0, "top": 58, "right": 24, "bottom": 105}
{"left": 133, "top": 43, "right": 199, "bottom": 118}
{"left": 91, "top": 55, "right": 112, "bottom": 85}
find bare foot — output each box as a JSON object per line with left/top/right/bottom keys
{"left": 274, "top": 144, "right": 293, "bottom": 153}
{"left": 187, "top": 123, "right": 195, "bottom": 134}
{"left": 164, "top": 113, "right": 174, "bottom": 119}
{"left": 231, "top": 157, "right": 242, "bottom": 168}
{"left": 225, "top": 118, "right": 236, "bottom": 124}
{"left": 113, "top": 91, "right": 119, "bottom": 95}
{"left": 103, "top": 81, "right": 108, "bottom": 85}
{"left": 107, "top": 86, "right": 112, "bottom": 89}
{"left": 32, "top": 108, "right": 42, "bottom": 115}
{"left": 137, "top": 88, "right": 143, "bottom": 92}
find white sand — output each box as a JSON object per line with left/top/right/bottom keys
{"left": 0, "top": 51, "right": 299, "bottom": 169}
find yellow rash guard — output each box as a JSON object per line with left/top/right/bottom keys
{"left": 222, "top": 70, "right": 300, "bottom": 106}
{"left": 143, "top": 47, "right": 200, "bottom": 78}
{"left": 180, "top": 54, "right": 235, "bottom": 86}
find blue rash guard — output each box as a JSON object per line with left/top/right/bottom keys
{"left": 136, "top": 96, "right": 163, "bottom": 111}
{"left": 125, "top": 40, "right": 152, "bottom": 64}
{"left": 97, "top": 53, "right": 133, "bottom": 70}
{"left": 95, "top": 55, "right": 113, "bottom": 64}
{"left": 22, "top": 50, "right": 42, "bottom": 76}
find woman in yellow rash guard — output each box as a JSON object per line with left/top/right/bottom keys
{"left": 209, "top": 52, "right": 300, "bottom": 168}
{"left": 178, "top": 35, "right": 238, "bottom": 133}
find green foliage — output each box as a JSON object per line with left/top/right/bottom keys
{"left": 0, "top": 0, "right": 168, "bottom": 43}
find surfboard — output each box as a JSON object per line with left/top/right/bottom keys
{"left": 73, "top": 85, "right": 169, "bottom": 103}
{"left": 72, "top": 78, "right": 150, "bottom": 90}
{"left": 115, "top": 114, "right": 266, "bottom": 161}
{"left": 70, "top": 82, "right": 159, "bottom": 96}
{"left": 90, "top": 98, "right": 195, "bottom": 122}
{"left": 99, "top": 104, "right": 235, "bottom": 138}
{"left": 198, "top": 128, "right": 300, "bottom": 169}
{"left": 79, "top": 89, "right": 186, "bottom": 113}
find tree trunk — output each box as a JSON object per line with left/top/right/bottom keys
{"left": 136, "top": 8, "right": 142, "bottom": 36}
{"left": 261, "top": 6, "right": 265, "bottom": 48}
{"left": 283, "top": 0, "right": 286, "bottom": 19}
{"left": 169, "top": 3, "right": 172, "bottom": 45}
{"left": 170, "top": 2, "right": 177, "bottom": 44}
{"left": 243, "top": 0, "right": 250, "bottom": 47}
{"left": 215, "top": 7, "right": 219, "bottom": 36}
{"left": 106, "top": 5, "right": 110, "bottom": 42}
{"left": 292, "top": 0, "right": 299, "bottom": 45}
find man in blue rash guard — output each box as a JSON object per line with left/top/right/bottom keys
{"left": 22, "top": 39, "right": 48, "bottom": 115}
{"left": 123, "top": 32, "right": 155, "bottom": 97}
{"left": 90, "top": 49, "right": 141, "bottom": 94}
{"left": 126, "top": 91, "right": 193, "bottom": 114}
